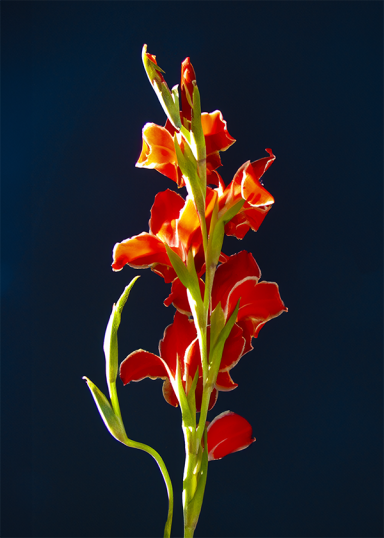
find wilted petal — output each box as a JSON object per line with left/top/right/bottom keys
{"left": 136, "top": 123, "right": 178, "bottom": 183}
{"left": 112, "top": 232, "right": 170, "bottom": 271}
{"left": 207, "top": 411, "right": 256, "bottom": 461}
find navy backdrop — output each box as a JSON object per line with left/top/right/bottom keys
{"left": 2, "top": 2, "right": 383, "bottom": 537}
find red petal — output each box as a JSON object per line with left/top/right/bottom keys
{"left": 201, "top": 111, "right": 236, "bottom": 156}
{"left": 151, "top": 263, "right": 178, "bottom": 283}
{"left": 136, "top": 123, "right": 178, "bottom": 182}
{"left": 112, "top": 232, "right": 170, "bottom": 271}
{"left": 215, "top": 370, "right": 238, "bottom": 391}
{"left": 149, "top": 189, "right": 185, "bottom": 244}
{"left": 195, "top": 377, "right": 218, "bottom": 412}
{"left": 207, "top": 169, "right": 225, "bottom": 190}
{"left": 219, "top": 322, "right": 245, "bottom": 371}
{"left": 177, "top": 189, "right": 217, "bottom": 255}
{"left": 206, "top": 152, "right": 222, "bottom": 173}
{"left": 211, "top": 251, "right": 261, "bottom": 311}
{"left": 162, "top": 378, "right": 179, "bottom": 407}
{"left": 228, "top": 280, "right": 287, "bottom": 326}
{"left": 224, "top": 203, "right": 272, "bottom": 239}
{"left": 120, "top": 349, "right": 171, "bottom": 385}
{"left": 207, "top": 411, "right": 255, "bottom": 461}
{"left": 232, "top": 150, "right": 275, "bottom": 207}
{"left": 159, "top": 312, "right": 197, "bottom": 377}
{"left": 177, "top": 198, "right": 200, "bottom": 254}
{"left": 164, "top": 277, "right": 205, "bottom": 315}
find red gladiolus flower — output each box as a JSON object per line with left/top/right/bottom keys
{"left": 112, "top": 188, "right": 224, "bottom": 283}
{"left": 164, "top": 250, "right": 287, "bottom": 390}
{"left": 212, "top": 250, "right": 287, "bottom": 354}
{"left": 119, "top": 311, "right": 218, "bottom": 412}
{"left": 136, "top": 112, "right": 235, "bottom": 188}
{"left": 112, "top": 189, "right": 184, "bottom": 282}
{"left": 136, "top": 123, "right": 182, "bottom": 185}
{"left": 206, "top": 411, "right": 256, "bottom": 461}
{"left": 217, "top": 148, "right": 276, "bottom": 239}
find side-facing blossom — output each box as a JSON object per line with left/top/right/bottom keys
{"left": 217, "top": 148, "right": 276, "bottom": 239}
{"left": 211, "top": 250, "right": 287, "bottom": 354}
{"left": 206, "top": 411, "right": 256, "bottom": 461}
{"left": 112, "top": 187, "right": 222, "bottom": 282}
{"left": 119, "top": 311, "right": 219, "bottom": 412}
{"left": 136, "top": 112, "right": 235, "bottom": 188}
{"left": 164, "top": 250, "right": 287, "bottom": 390}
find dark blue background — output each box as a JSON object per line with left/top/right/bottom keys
{"left": 2, "top": 2, "right": 382, "bottom": 537}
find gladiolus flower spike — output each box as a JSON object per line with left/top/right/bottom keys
{"left": 84, "top": 45, "right": 287, "bottom": 538}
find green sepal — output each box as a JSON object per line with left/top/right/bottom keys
{"left": 218, "top": 198, "right": 245, "bottom": 224}
{"left": 174, "top": 135, "right": 206, "bottom": 219}
{"left": 208, "top": 299, "right": 240, "bottom": 377}
{"left": 164, "top": 245, "right": 197, "bottom": 292}
{"left": 186, "top": 251, "right": 205, "bottom": 327}
{"left": 208, "top": 219, "right": 225, "bottom": 270}
{"left": 83, "top": 377, "right": 129, "bottom": 445}
{"left": 207, "top": 195, "right": 221, "bottom": 268}
{"left": 209, "top": 303, "right": 226, "bottom": 355}
{"left": 164, "top": 246, "right": 204, "bottom": 316}
{"left": 190, "top": 84, "right": 205, "bottom": 159}
{"left": 103, "top": 276, "right": 140, "bottom": 395}
{"left": 186, "top": 369, "right": 199, "bottom": 429}
{"left": 176, "top": 359, "right": 194, "bottom": 429}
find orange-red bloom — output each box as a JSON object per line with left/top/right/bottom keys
{"left": 164, "top": 250, "right": 287, "bottom": 390}
{"left": 217, "top": 148, "right": 276, "bottom": 239}
{"left": 119, "top": 311, "right": 219, "bottom": 412}
{"left": 137, "top": 112, "right": 235, "bottom": 188}
{"left": 112, "top": 188, "right": 223, "bottom": 282}
{"left": 119, "top": 309, "right": 250, "bottom": 411}
{"left": 206, "top": 411, "right": 256, "bottom": 461}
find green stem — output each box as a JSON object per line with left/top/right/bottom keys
{"left": 127, "top": 439, "right": 174, "bottom": 538}
{"left": 109, "top": 380, "right": 123, "bottom": 421}
{"left": 184, "top": 526, "right": 196, "bottom": 538}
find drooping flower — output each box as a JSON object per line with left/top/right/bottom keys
{"left": 206, "top": 411, "right": 256, "bottom": 461}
